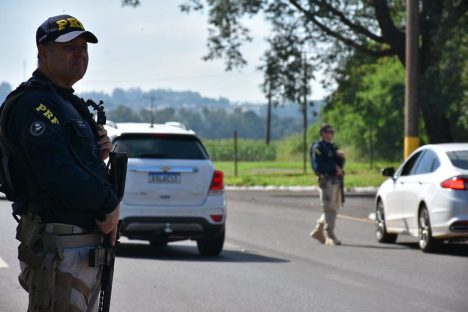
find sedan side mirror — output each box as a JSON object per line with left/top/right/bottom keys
{"left": 381, "top": 167, "right": 395, "bottom": 177}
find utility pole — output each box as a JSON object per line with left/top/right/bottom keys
{"left": 265, "top": 78, "right": 272, "bottom": 145}
{"left": 234, "top": 130, "right": 238, "bottom": 177}
{"left": 302, "top": 52, "right": 308, "bottom": 174}
{"left": 144, "top": 93, "right": 158, "bottom": 127}
{"left": 404, "top": 0, "right": 420, "bottom": 158}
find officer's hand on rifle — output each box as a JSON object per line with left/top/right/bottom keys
{"left": 97, "top": 125, "right": 113, "bottom": 161}
{"left": 336, "top": 166, "right": 344, "bottom": 176}
{"left": 96, "top": 205, "right": 120, "bottom": 245}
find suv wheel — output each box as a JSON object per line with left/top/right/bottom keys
{"left": 197, "top": 226, "right": 225, "bottom": 256}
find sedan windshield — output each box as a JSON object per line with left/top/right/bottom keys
{"left": 446, "top": 150, "right": 468, "bottom": 169}
{"left": 113, "top": 134, "right": 209, "bottom": 160}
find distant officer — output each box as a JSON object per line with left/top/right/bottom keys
{"left": 1, "top": 15, "right": 119, "bottom": 311}
{"left": 309, "top": 124, "right": 345, "bottom": 246}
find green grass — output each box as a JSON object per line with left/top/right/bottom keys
{"left": 213, "top": 161, "right": 399, "bottom": 187}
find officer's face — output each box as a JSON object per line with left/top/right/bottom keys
{"left": 322, "top": 129, "right": 334, "bottom": 142}
{"left": 39, "top": 36, "right": 89, "bottom": 88}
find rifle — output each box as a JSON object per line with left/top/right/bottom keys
{"left": 95, "top": 220, "right": 123, "bottom": 312}
{"left": 95, "top": 149, "right": 127, "bottom": 312}
{"left": 340, "top": 174, "right": 345, "bottom": 204}
{"left": 87, "top": 99, "right": 128, "bottom": 312}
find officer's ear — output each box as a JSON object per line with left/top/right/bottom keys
{"left": 37, "top": 45, "right": 46, "bottom": 64}
{"left": 37, "top": 43, "right": 51, "bottom": 63}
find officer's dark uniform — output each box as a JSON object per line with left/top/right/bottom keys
{"left": 1, "top": 70, "right": 119, "bottom": 311}
{"left": 310, "top": 139, "right": 344, "bottom": 245}
{"left": 3, "top": 70, "right": 118, "bottom": 226}
{"left": 311, "top": 140, "right": 344, "bottom": 177}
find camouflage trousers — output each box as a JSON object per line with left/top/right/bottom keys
{"left": 17, "top": 219, "right": 102, "bottom": 312}
{"left": 316, "top": 175, "right": 342, "bottom": 231}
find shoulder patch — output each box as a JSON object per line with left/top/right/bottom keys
{"left": 314, "top": 148, "right": 321, "bottom": 156}
{"left": 30, "top": 121, "right": 46, "bottom": 136}
{"left": 35, "top": 103, "right": 60, "bottom": 124}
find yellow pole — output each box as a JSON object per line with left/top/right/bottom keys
{"left": 404, "top": 0, "right": 420, "bottom": 158}
{"left": 404, "top": 136, "right": 420, "bottom": 158}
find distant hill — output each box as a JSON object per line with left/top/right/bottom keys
{"left": 79, "top": 88, "right": 231, "bottom": 111}
{"left": 0, "top": 81, "right": 324, "bottom": 139}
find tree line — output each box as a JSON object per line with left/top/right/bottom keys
{"left": 107, "top": 105, "right": 304, "bottom": 140}
{"left": 0, "top": 81, "right": 314, "bottom": 141}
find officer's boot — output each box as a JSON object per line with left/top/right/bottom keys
{"left": 309, "top": 221, "right": 325, "bottom": 244}
{"left": 324, "top": 229, "right": 342, "bottom": 246}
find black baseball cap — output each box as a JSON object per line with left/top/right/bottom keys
{"left": 36, "top": 15, "right": 98, "bottom": 46}
{"left": 320, "top": 123, "right": 334, "bottom": 134}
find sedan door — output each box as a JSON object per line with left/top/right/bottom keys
{"left": 385, "top": 151, "right": 423, "bottom": 232}
{"left": 401, "top": 149, "right": 441, "bottom": 233}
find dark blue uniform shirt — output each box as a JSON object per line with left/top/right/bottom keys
{"left": 310, "top": 140, "right": 344, "bottom": 176}
{"left": 2, "top": 70, "right": 118, "bottom": 229}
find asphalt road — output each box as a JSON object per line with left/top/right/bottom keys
{"left": 0, "top": 191, "right": 467, "bottom": 312}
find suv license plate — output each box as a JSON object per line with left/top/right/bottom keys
{"left": 148, "top": 172, "right": 181, "bottom": 184}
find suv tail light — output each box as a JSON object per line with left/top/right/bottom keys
{"left": 209, "top": 170, "right": 224, "bottom": 195}
{"left": 441, "top": 176, "right": 468, "bottom": 190}
{"left": 210, "top": 214, "right": 223, "bottom": 222}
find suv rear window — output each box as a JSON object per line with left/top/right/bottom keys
{"left": 447, "top": 150, "right": 468, "bottom": 170}
{"left": 114, "top": 134, "right": 209, "bottom": 160}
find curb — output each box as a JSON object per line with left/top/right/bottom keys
{"left": 226, "top": 185, "right": 378, "bottom": 195}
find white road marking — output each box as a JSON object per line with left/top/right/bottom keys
{"left": 337, "top": 214, "right": 374, "bottom": 224}
{"left": 327, "top": 274, "right": 368, "bottom": 288}
{"left": 0, "top": 257, "right": 9, "bottom": 269}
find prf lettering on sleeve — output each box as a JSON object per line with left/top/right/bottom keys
{"left": 56, "top": 18, "right": 85, "bottom": 31}
{"left": 35, "top": 104, "right": 60, "bottom": 124}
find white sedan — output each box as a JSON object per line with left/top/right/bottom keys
{"left": 375, "top": 143, "right": 468, "bottom": 252}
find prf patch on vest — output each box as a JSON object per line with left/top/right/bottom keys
{"left": 35, "top": 104, "right": 60, "bottom": 124}
{"left": 314, "top": 148, "right": 321, "bottom": 156}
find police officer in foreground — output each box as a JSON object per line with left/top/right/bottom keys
{"left": 309, "top": 124, "right": 345, "bottom": 246}
{"left": 1, "top": 15, "right": 119, "bottom": 311}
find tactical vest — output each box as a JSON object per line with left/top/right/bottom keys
{"left": 0, "top": 78, "right": 103, "bottom": 221}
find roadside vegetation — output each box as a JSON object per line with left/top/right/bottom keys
{"left": 213, "top": 160, "right": 398, "bottom": 188}
{"left": 205, "top": 136, "right": 400, "bottom": 187}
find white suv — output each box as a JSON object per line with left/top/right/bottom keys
{"left": 106, "top": 122, "right": 226, "bottom": 256}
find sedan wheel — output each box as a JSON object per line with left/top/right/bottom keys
{"left": 418, "top": 206, "right": 441, "bottom": 252}
{"left": 376, "top": 200, "right": 398, "bottom": 243}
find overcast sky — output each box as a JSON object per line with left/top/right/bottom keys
{"left": 1, "top": 0, "right": 327, "bottom": 103}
